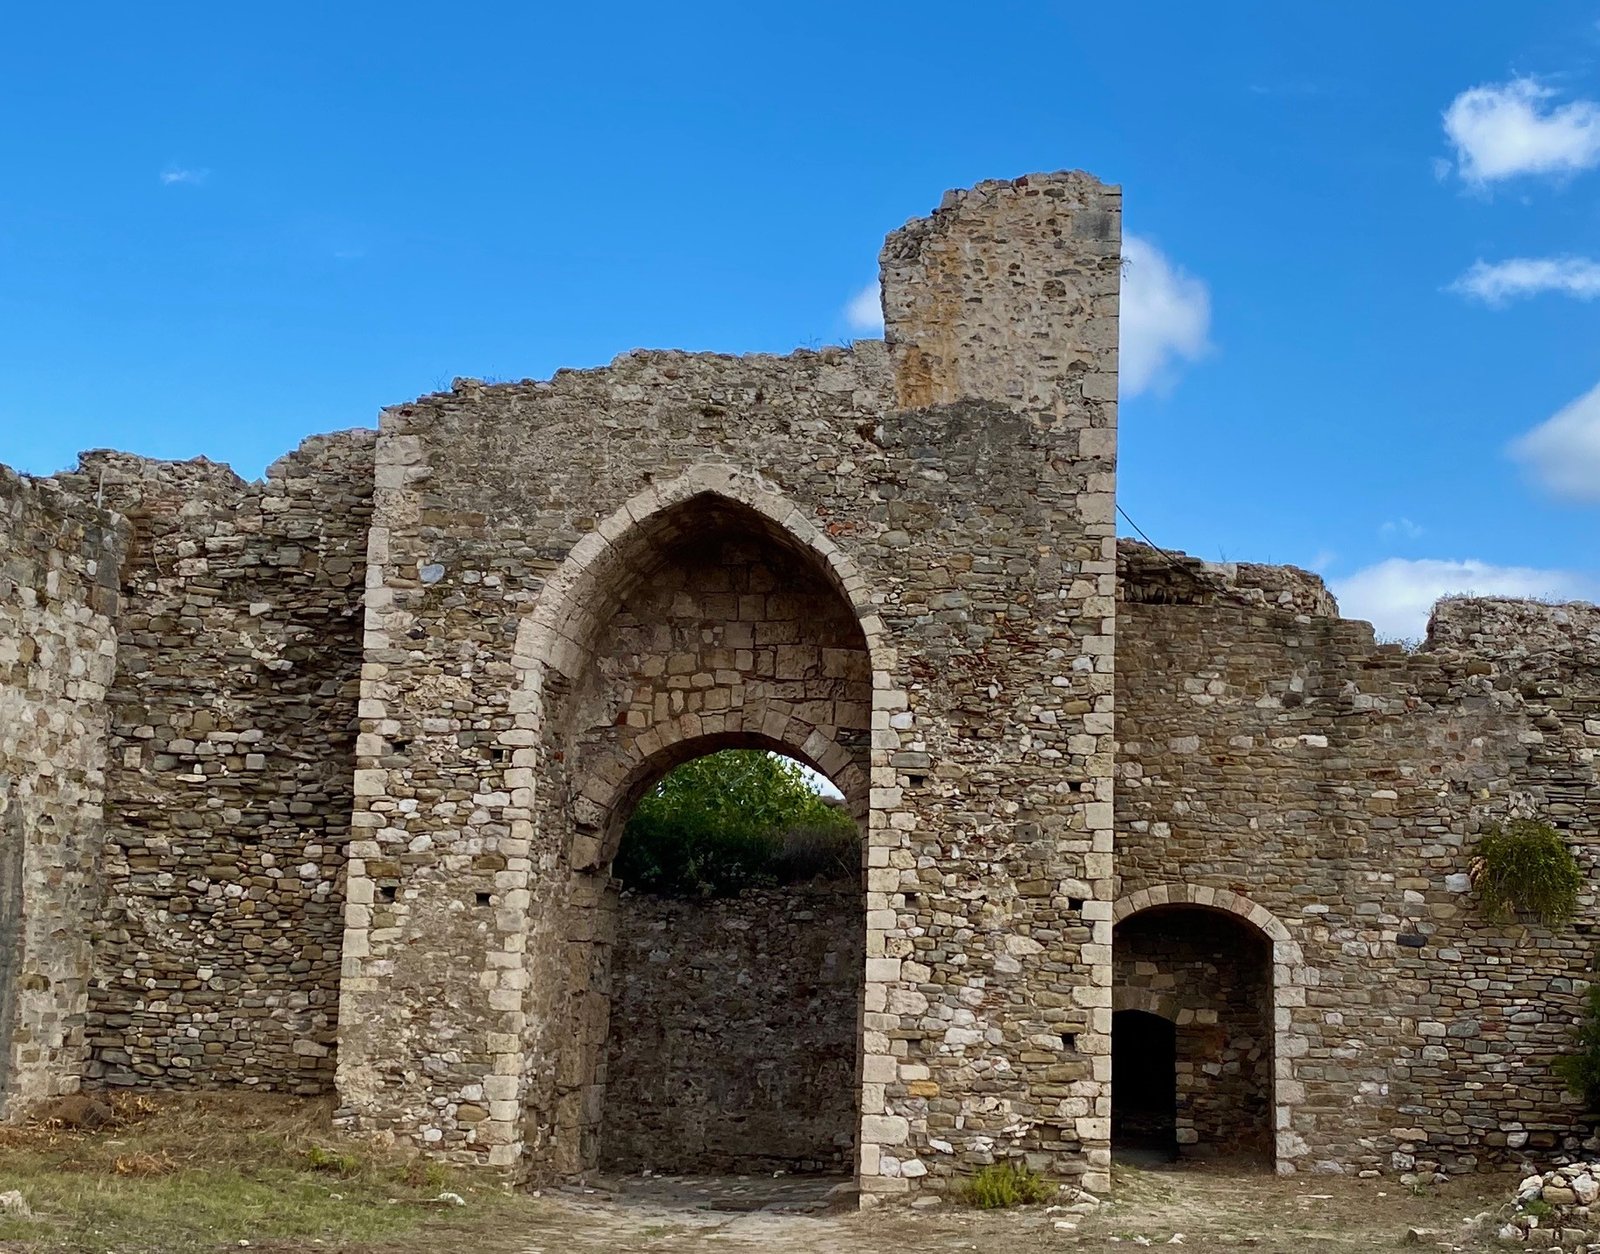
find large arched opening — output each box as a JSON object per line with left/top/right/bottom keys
{"left": 509, "top": 469, "right": 886, "bottom": 1180}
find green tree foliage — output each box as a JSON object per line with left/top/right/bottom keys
{"left": 1558, "top": 969, "right": 1600, "bottom": 1112}
{"left": 614, "top": 750, "right": 858, "bottom": 896}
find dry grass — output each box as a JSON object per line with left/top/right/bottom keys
{"left": 0, "top": 1091, "right": 546, "bottom": 1253}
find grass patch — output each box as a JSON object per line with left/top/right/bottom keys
{"left": 959, "top": 1162, "right": 1054, "bottom": 1209}
{"left": 0, "top": 1091, "right": 543, "bottom": 1253}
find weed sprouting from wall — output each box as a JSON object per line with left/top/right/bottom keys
{"left": 1470, "top": 819, "right": 1583, "bottom": 926}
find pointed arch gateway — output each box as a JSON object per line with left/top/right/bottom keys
{"left": 505, "top": 464, "right": 906, "bottom": 1181}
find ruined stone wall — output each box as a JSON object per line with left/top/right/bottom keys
{"left": 337, "top": 171, "right": 1124, "bottom": 1198}
{"left": 0, "top": 468, "right": 125, "bottom": 1111}
{"left": 602, "top": 883, "right": 862, "bottom": 1174}
{"left": 52, "top": 434, "right": 374, "bottom": 1092}
{"left": 1116, "top": 541, "right": 1600, "bottom": 1175}
{"left": 1113, "top": 909, "right": 1273, "bottom": 1158}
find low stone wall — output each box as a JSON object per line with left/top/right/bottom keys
{"left": 601, "top": 883, "right": 863, "bottom": 1174}
{"left": 0, "top": 468, "right": 126, "bottom": 1111}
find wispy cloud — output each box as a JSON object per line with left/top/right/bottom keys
{"left": 160, "top": 166, "right": 209, "bottom": 187}
{"left": 1120, "top": 234, "right": 1211, "bottom": 398}
{"left": 843, "top": 281, "right": 883, "bottom": 334}
{"left": 1450, "top": 255, "right": 1600, "bottom": 304}
{"left": 1333, "top": 557, "right": 1600, "bottom": 640}
{"left": 1508, "top": 379, "right": 1600, "bottom": 503}
{"left": 1442, "top": 77, "right": 1600, "bottom": 184}
{"left": 1380, "top": 517, "right": 1424, "bottom": 540}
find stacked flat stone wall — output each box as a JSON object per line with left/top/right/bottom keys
{"left": 1116, "top": 541, "right": 1600, "bottom": 1175}
{"left": 53, "top": 433, "right": 374, "bottom": 1092}
{"left": 602, "top": 883, "right": 862, "bottom": 1173}
{"left": 336, "top": 171, "right": 1123, "bottom": 1199}
{"left": 0, "top": 468, "right": 125, "bottom": 1111}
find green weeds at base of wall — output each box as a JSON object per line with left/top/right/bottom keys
{"left": 1470, "top": 819, "right": 1583, "bottom": 927}
{"left": 960, "top": 1162, "right": 1055, "bottom": 1209}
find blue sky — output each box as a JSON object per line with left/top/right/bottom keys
{"left": 3, "top": 2, "right": 1599, "bottom": 639}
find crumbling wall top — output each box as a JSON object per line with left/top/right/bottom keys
{"left": 1117, "top": 539, "right": 1338, "bottom": 618}
{"left": 1427, "top": 595, "right": 1600, "bottom": 659}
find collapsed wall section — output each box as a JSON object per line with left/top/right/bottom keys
{"left": 54, "top": 433, "right": 374, "bottom": 1092}
{"left": 1116, "top": 540, "right": 1600, "bottom": 1173}
{"left": 0, "top": 468, "right": 126, "bottom": 1111}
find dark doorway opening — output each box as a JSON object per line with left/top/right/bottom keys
{"left": 1112, "top": 1009, "right": 1177, "bottom": 1161}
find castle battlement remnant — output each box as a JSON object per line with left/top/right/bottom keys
{"left": 0, "top": 171, "right": 1596, "bottom": 1201}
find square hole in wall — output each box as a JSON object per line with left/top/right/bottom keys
{"left": 475, "top": 891, "right": 492, "bottom": 907}
{"left": 378, "top": 885, "right": 397, "bottom": 903}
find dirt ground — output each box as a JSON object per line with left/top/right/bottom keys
{"left": 518, "top": 1163, "right": 1516, "bottom": 1253}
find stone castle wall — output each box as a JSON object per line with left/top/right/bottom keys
{"left": 1116, "top": 540, "right": 1600, "bottom": 1175}
{"left": 0, "top": 166, "right": 1595, "bottom": 1199}
{"left": 334, "top": 171, "right": 1123, "bottom": 1200}
{"left": 51, "top": 434, "right": 374, "bottom": 1092}
{"left": 0, "top": 468, "right": 126, "bottom": 1110}
{"left": 602, "top": 883, "right": 863, "bottom": 1174}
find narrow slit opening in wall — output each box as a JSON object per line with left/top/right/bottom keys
{"left": 593, "top": 746, "right": 865, "bottom": 1184}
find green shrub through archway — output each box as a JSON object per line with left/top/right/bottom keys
{"left": 613, "top": 750, "right": 858, "bottom": 896}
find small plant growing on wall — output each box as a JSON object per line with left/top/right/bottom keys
{"left": 1469, "top": 819, "right": 1583, "bottom": 926}
{"left": 1557, "top": 964, "right": 1600, "bottom": 1112}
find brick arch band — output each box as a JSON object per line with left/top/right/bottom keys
{"left": 1112, "top": 884, "right": 1312, "bottom": 1176}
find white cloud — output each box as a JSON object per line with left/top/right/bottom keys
{"left": 1442, "top": 77, "right": 1600, "bottom": 183}
{"left": 1451, "top": 255, "right": 1600, "bottom": 304}
{"left": 1333, "top": 558, "right": 1600, "bottom": 641}
{"left": 160, "top": 166, "right": 208, "bottom": 186}
{"left": 1508, "top": 379, "right": 1600, "bottom": 503}
{"left": 1380, "top": 517, "right": 1424, "bottom": 540}
{"left": 844, "top": 281, "right": 883, "bottom": 333}
{"left": 1120, "top": 234, "right": 1211, "bottom": 397}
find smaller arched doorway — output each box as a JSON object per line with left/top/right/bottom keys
{"left": 1112, "top": 902, "right": 1276, "bottom": 1168}
{"left": 1112, "top": 1009, "right": 1178, "bottom": 1160}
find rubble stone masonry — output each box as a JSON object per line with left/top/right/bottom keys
{"left": 0, "top": 468, "right": 125, "bottom": 1109}
{"left": 53, "top": 434, "right": 374, "bottom": 1092}
{"left": 0, "top": 170, "right": 1595, "bottom": 1200}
